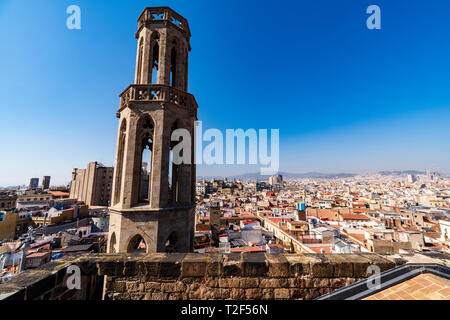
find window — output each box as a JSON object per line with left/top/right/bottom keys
{"left": 150, "top": 32, "right": 160, "bottom": 84}
{"left": 170, "top": 45, "right": 177, "bottom": 86}
{"left": 127, "top": 234, "right": 147, "bottom": 253}
{"left": 136, "top": 38, "right": 144, "bottom": 83}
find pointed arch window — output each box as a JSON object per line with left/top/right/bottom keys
{"left": 170, "top": 40, "right": 178, "bottom": 87}
{"left": 151, "top": 32, "right": 160, "bottom": 84}
{"left": 136, "top": 38, "right": 144, "bottom": 84}
{"left": 127, "top": 234, "right": 147, "bottom": 253}
{"left": 137, "top": 116, "right": 155, "bottom": 204}
{"left": 113, "top": 119, "right": 127, "bottom": 205}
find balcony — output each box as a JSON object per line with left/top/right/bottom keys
{"left": 119, "top": 84, "right": 198, "bottom": 112}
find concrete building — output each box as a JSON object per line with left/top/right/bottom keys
{"left": 0, "top": 195, "right": 16, "bottom": 211}
{"left": 29, "top": 178, "right": 39, "bottom": 191}
{"left": 269, "top": 174, "right": 283, "bottom": 186}
{"left": 0, "top": 211, "right": 17, "bottom": 241}
{"left": 69, "top": 162, "right": 114, "bottom": 207}
{"left": 42, "top": 176, "right": 51, "bottom": 190}
{"left": 107, "top": 7, "right": 198, "bottom": 254}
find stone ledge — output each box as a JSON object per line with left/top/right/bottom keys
{"left": 2, "top": 252, "right": 448, "bottom": 300}
{"left": 73, "top": 253, "right": 402, "bottom": 278}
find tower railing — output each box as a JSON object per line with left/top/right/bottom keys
{"left": 119, "top": 84, "right": 198, "bottom": 110}
{"left": 137, "top": 7, "right": 191, "bottom": 39}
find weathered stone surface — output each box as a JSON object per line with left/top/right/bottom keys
{"left": 325, "top": 254, "right": 354, "bottom": 277}
{"left": 312, "top": 278, "right": 330, "bottom": 288}
{"left": 1, "top": 252, "right": 428, "bottom": 301}
{"left": 161, "top": 282, "right": 185, "bottom": 293}
{"left": 284, "top": 255, "right": 311, "bottom": 276}
{"left": 144, "top": 282, "right": 161, "bottom": 291}
{"left": 330, "top": 278, "right": 346, "bottom": 289}
{"left": 274, "top": 288, "right": 290, "bottom": 299}
{"left": 259, "top": 278, "right": 289, "bottom": 288}
{"left": 245, "top": 288, "right": 263, "bottom": 300}
{"left": 239, "top": 277, "right": 259, "bottom": 288}
{"left": 205, "top": 254, "right": 222, "bottom": 277}
{"left": 266, "top": 254, "right": 290, "bottom": 278}
{"left": 182, "top": 254, "right": 206, "bottom": 277}
{"left": 242, "top": 253, "right": 268, "bottom": 277}
{"left": 222, "top": 253, "right": 242, "bottom": 277}
{"left": 230, "top": 288, "right": 245, "bottom": 299}
{"left": 308, "top": 254, "right": 334, "bottom": 278}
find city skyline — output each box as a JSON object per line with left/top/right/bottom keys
{"left": 1, "top": 0, "right": 450, "bottom": 186}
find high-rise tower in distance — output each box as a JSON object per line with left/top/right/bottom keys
{"left": 107, "top": 7, "right": 198, "bottom": 254}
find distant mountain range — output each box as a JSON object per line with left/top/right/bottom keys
{"left": 377, "top": 170, "right": 426, "bottom": 176}
{"left": 197, "top": 170, "right": 429, "bottom": 181}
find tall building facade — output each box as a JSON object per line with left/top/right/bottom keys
{"left": 42, "top": 176, "right": 51, "bottom": 190}
{"left": 269, "top": 174, "right": 283, "bottom": 186}
{"left": 29, "top": 178, "right": 39, "bottom": 190}
{"left": 107, "top": 7, "right": 198, "bottom": 254}
{"left": 70, "top": 162, "right": 114, "bottom": 206}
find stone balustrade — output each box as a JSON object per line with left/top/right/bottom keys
{"left": 119, "top": 84, "right": 198, "bottom": 111}
{"left": 137, "top": 7, "right": 191, "bottom": 38}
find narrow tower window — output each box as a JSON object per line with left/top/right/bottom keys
{"left": 168, "top": 120, "right": 180, "bottom": 204}
{"left": 137, "top": 116, "right": 155, "bottom": 205}
{"left": 136, "top": 38, "right": 144, "bottom": 84}
{"left": 170, "top": 45, "right": 177, "bottom": 87}
{"left": 151, "top": 32, "right": 160, "bottom": 84}
{"left": 114, "top": 119, "right": 127, "bottom": 205}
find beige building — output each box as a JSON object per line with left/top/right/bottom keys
{"left": 0, "top": 195, "right": 16, "bottom": 211}
{"left": 0, "top": 211, "right": 17, "bottom": 241}
{"left": 70, "top": 162, "right": 114, "bottom": 207}
{"left": 17, "top": 191, "right": 53, "bottom": 203}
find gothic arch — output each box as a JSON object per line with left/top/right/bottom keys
{"left": 109, "top": 232, "right": 117, "bottom": 253}
{"left": 113, "top": 118, "right": 127, "bottom": 205}
{"left": 168, "top": 119, "right": 184, "bottom": 204}
{"left": 127, "top": 233, "right": 147, "bottom": 253}
{"left": 136, "top": 114, "right": 156, "bottom": 204}
{"left": 150, "top": 31, "right": 160, "bottom": 84}
{"left": 165, "top": 232, "right": 178, "bottom": 253}
{"left": 136, "top": 38, "right": 144, "bottom": 84}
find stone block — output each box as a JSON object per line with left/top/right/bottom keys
{"left": 239, "top": 277, "right": 259, "bottom": 288}
{"left": 330, "top": 278, "right": 346, "bottom": 289}
{"left": 325, "top": 254, "right": 354, "bottom": 277}
{"left": 312, "top": 278, "right": 330, "bottom": 288}
{"left": 308, "top": 254, "right": 334, "bottom": 278}
{"left": 205, "top": 254, "right": 223, "bottom": 277}
{"left": 285, "top": 255, "right": 311, "bottom": 276}
{"left": 265, "top": 254, "right": 290, "bottom": 278}
{"left": 259, "top": 278, "right": 288, "bottom": 288}
{"left": 144, "top": 281, "right": 161, "bottom": 291}
{"left": 230, "top": 288, "right": 245, "bottom": 299}
{"left": 182, "top": 254, "right": 206, "bottom": 277}
{"left": 245, "top": 288, "right": 262, "bottom": 300}
{"left": 161, "top": 282, "right": 185, "bottom": 293}
{"left": 242, "top": 253, "right": 268, "bottom": 277}
{"left": 274, "top": 288, "right": 290, "bottom": 299}
{"left": 222, "top": 253, "right": 242, "bottom": 277}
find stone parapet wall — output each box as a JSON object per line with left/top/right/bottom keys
{"left": 99, "top": 253, "right": 398, "bottom": 300}
{"left": 3, "top": 252, "right": 447, "bottom": 300}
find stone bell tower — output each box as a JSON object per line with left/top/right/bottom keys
{"left": 107, "top": 7, "right": 198, "bottom": 253}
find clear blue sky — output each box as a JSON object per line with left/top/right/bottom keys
{"left": 1, "top": 0, "right": 449, "bottom": 186}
